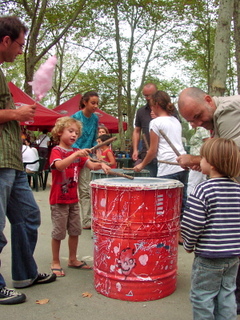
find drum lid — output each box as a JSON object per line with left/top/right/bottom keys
{"left": 90, "top": 177, "right": 183, "bottom": 190}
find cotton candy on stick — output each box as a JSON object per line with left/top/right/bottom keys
{"left": 29, "top": 55, "right": 57, "bottom": 102}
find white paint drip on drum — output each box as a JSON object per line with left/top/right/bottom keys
{"left": 116, "top": 282, "right": 122, "bottom": 292}
{"left": 139, "top": 254, "right": 148, "bottom": 266}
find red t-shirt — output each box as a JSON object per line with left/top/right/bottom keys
{"left": 49, "top": 146, "right": 88, "bottom": 205}
{"left": 101, "top": 148, "right": 117, "bottom": 168}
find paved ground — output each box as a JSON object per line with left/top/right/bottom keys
{"left": 2, "top": 181, "right": 240, "bottom": 320}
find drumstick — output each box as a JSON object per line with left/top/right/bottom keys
{"left": 89, "top": 157, "right": 110, "bottom": 165}
{"left": 107, "top": 170, "right": 134, "bottom": 180}
{"left": 89, "top": 137, "right": 117, "bottom": 152}
{"left": 158, "top": 160, "right": 180, "bottom": 165}
{"left": 159, "top": 129, "right": 181, "bottom": 157}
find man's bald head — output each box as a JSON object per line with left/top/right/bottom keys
{"left": 178, "top": 87, "right": 216, "bottom": 130}
{"left": 142, "top": 83, "right": 158, "bottom": 102}
{"left": 178, "top": 87, "right": 206, "bottom": 110}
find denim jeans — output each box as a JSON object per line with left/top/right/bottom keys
{"left": 158, "top": 170, "right": 189, "bottom": 213}
{"left": 0, "top": 169, "right": 40, "bottom": 288}
{"left": 235, "top": 263, "right": 240, "bottom": 303}
{"left": 145, "top": 158, "right": 158, "bottom": 177}
{"left": 140, "top": 153, "right": 157, "bottom": 177}
{"left": 191, "top": 255, "right": 239, "bottom": 320}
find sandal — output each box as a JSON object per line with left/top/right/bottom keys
{"left": 51, "top": 267, "right": 65, "bottom": 277}
{"left": 68, "top": 261, "right": 92, "bottom": 270}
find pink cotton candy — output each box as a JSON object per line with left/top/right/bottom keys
{"left": 29, "top": 55, "right": 57, "bottom": 102}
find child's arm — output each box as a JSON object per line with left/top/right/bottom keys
{"left": 86, "top": 160, "right": 111, "bottom": 174}
{"left": 181, "top": 194, "right": 206, "bottom": 253}
{"left": 106, "top": 150, "right": 117, "bottom": 168}
{"left": 54, "top": 149, "right": 90, "bottom": 171}
{"left": 96, "top": 149, "right": 102, "bottom": 160}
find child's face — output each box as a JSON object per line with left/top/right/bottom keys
{"left": 98, "top": 128, "right": 107, "bottom": 135}
{"left": 200, "top": 157, "right": 211, "bottom": 175}
{"left": 83, "top": 96, "right": 99, "bottom": 113}
{"left": 59, "top": 123, "right": 80, "bottom": 148}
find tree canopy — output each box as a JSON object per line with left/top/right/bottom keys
{"left": 2, "top": 0, "right": 240, "bottom": 147}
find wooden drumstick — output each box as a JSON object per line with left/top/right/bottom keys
{"left": 89, "top": 136, "right": 117, "bottom": 153}
{"left": 89, "top": 157, "right": 110, "bottom": 165}
{"left": 159, "top": 129, "right": 181, "bottom": 157}
{"left": 158, "top": 160, "right": 180, "bottom": 165}
{"left": 107, "top": 170, "right": 134, "bottom": 180}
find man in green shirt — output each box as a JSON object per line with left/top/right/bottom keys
{"left": 0, "top": 16, "right": 56, "bottom": 305}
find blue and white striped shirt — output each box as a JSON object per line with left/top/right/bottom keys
{"left": 181, "top": 177, "right": 240, "bottom": 258}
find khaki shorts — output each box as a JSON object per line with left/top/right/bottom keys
{"left": 51, "top": 202, "right": 82, "bottom": 240}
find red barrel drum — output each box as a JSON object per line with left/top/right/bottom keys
{"left": 90, "top": 177, "right": 183, "bottom": 301}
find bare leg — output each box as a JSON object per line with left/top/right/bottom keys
{"left": 68, "top": 235, "right": 82, "bottom": 266}
{"left": 51, "top": 238, "right": 61, "bottom": 268}
{"left": 51, "top": 238, "right": 65, "bottom": 276}
{"left": 68, "top": 235, "right": 92, "bottom": 269}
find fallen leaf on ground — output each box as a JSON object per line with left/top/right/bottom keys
{"left": 36, "top": 298, "right": 50, "bottom": 304}
{"left": 82, "top": 292, "right": 92, "bottom": 298}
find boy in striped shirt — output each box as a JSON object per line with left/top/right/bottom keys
{"left": 181, "top": 138, "right": 240, "bottom": 320}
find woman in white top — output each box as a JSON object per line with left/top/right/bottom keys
{"left": 22, "top": 138, "right": 39, "bottom": 172}
{"left": 36, "top": 129, "right": 51, "bottom": 158}
{"left": 134, "top": 90, "right": 188, "bottom": 213}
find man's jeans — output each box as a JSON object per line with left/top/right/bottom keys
{"left": 145, "top": 158, "right": 158, "bottom": 177}
{"left": 0, "top": 169, "right": 40, "bottom": 288}
{"left": 140, "top": 153, "right": 157, "bottom": 177}
{"left": 191, "top": 255, "right": 239, "bottom": 320}
{"left": 158, "top": 170, "right": 189, "bottom": 213}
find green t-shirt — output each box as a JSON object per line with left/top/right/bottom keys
{"left": 0, "top": 68, "right": 23, "bottom": 171}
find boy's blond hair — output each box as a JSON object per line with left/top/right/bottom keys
{"left": 51, "top": 117, "right": 82, "bottom": 144}
{"left": 200, "top": 138, "right": 240, "bottom": 178}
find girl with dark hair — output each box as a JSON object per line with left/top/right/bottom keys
{"left": 71, "top": 91, "right": 99, "bottom": 229}
{"left": 134, "top": 90, "right": 188, "bottom": 213}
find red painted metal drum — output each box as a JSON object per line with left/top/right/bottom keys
{"left": 90, "top": 177, "right": 183, "bottom": 301}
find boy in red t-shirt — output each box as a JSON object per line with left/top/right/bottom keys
{"left": 50, "top": 117, "right": 110, "bottom": 277}
{"left": 96, "top": 134, "right": 117, "bottom": 168}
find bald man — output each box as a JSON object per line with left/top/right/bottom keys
{"left": 132, "top": 83, "right": 181, "bottom": 177}
{"left": 177, "top": 87, "right": 240, "bottom": 174}
{"left": 132, "top": 83, "right": 158, "bottom": 177}
{"left": 177, "top": 86, "right": 240, "bottom": 313}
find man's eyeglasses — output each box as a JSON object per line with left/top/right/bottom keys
{"left": 14, "top": 40, "right": 24, "bottom": 50}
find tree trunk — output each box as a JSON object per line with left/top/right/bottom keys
{"left": 113, "top": 1, "right": 125, "bottom": 151}
{"left": 233, "top": 0, "right": 240, "bottom": 94}
{"left": 210, "top": 0, "right": 234, "bottom": 96}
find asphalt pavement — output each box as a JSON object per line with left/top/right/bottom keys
{"left": 2, "top": 179, "right": 240, "bottom": 320}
